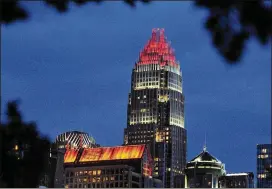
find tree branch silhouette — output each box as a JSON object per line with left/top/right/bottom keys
{"left": 0, "top": 101, "right": 51, "bottom": 187}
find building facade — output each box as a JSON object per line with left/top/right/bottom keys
{"left": 40, "top": 131, "right": 99, "bottom": 188}
{"left": 63, "top": 144, "right": 162, "bottom": 188}
{"left": 123, "top": 28, "right": 187, "bottom": 188}
{"left": 39, "top": 144, "right": 59, "bottom": 188}
{"left": 257, "top": 144, "right": 272, "bottom": 188}
{"left": 218, "top": 172, "right": 254, "bottom": 188}
{"left": 184, "top": 146, "right": 226, "bottom": 188}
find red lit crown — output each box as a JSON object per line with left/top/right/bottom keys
{"left": 137, "top": 28, "right": 178, "bottom": 67}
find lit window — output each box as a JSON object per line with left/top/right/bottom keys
{"left": 258, "top": 174, "right": 267, "bottom": 179}
{"left": 262, "top": 149, "right": 267, "bottom": 153}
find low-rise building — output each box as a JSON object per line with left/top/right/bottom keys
{"left": 63, "top": 144, "right": 162, "bottom": 188}
{"left": 218, "top": 172, "right": 254, "bottom": 188}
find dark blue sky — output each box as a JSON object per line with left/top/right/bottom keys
{"left": 1, "top": 2, "right": 271, "bottom": 176}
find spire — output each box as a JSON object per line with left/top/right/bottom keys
{"left": 151, "top": 28, "right": 165, "bottom": 42}
{"left": 159, "top": 28, "right": 165, "bottom": 42}
{"left": 203, "top": 132, "right": 207, "bottom": 152}
{"left": 151, "top": 28, "right": 157, "bottom": 41}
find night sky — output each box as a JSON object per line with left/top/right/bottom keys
{"left": 1, "top": 2, "right": 271, "bottom": 177}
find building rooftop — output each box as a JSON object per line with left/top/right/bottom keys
{"left": 226, "top": 172, "right": 253, "bottom": 176}
{"left": 64, "top": 144, "right": 146, "bottom": 164}
{"left": 189, "top": 146, "right": 222, "bottom": 164}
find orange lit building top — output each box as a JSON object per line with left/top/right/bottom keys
{"left": 64, "top": 148, "right": 79, "bottom": 163}
{"left": 79, "top": 145, "right": 145, "bottom": 163}
{"left": 64, "top": 144, "right": 147, "bottom": 164}
{"left": 64, "top": 144, "right": 154, "bottom": 178}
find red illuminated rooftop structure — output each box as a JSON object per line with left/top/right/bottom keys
{"left": 137, "top": 28, "right": 178, "bottom": 67}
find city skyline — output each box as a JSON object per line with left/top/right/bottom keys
{"left": 1, "top": 1, "right": 270, "bottom": 180}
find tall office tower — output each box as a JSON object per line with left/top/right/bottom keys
{"left": 124, "top": 28, "right": 187, "bottom": 188}
{"left": 257, "top": 144, "right": 272, "bottom": 188}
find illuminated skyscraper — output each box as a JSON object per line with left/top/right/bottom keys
{"left": 124, "top": 28, "right": 187, "bottom": 188}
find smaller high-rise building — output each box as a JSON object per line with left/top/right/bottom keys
{"left": 257, "top": 144, "right": 272, "bottom": 188}
{"left": 218, "top": 172, "right": 254, "bottom": 188}
{"left": 184, "top": 146, "right": 226, "bottom": 188}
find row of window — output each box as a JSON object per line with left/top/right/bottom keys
{"left": 66, "top": 182, "right": 129, "bottom": 188}
{"left": 130, "top": 115, "right": 157, "bottom": 120}
{"left": 131, "top": 111, "right": 155, "bottom": 116}
{"left": 128, "top": 130, "right": 154, "bottom": 134}
{"left": 258, "top": 174, "right": 267, "bottom": 179}
{"left": 134, "top": 65, "right": 160, "bottom": 73}
{"left": 67, "top": 169, "right": 129, "bottom": 177}
{"left": 130, "top": 120, "right": 157, "bottom": 125}
{"left": 129, "top": 135, "right": 153, "bottom": 139}
{"left": 168, "top": 85, "right": 182, "bottom": 93}
{"left": 130, "top": 140, "right": 153, "bottom": 144}
{"left": 135, "top": 77, "right": 159, "bottom": 82}
{"left": 170, "top": 118, "right": 184, "bottom": 127}
{"left": 66, "top": 176, "right": 128, "bottom": 183}
{"left": 258, "top": 154, "right": 269, "bottom": 159}
{"left": 134, "top": 82, "right": 159, "bottom": 88}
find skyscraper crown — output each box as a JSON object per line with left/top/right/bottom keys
{"left": 137, "top": 28, "right": 179, "bottom": 67}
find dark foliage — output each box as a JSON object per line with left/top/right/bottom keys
{"left": 0, "top": 0, "right": 28, "bottom": 23}
{"left": 0, "top": 0, "right": 271, "bottom": 63}
{"left": 0, "top": 101, "right": 51, "bottom": 187}
{"left": 195, "top": 0, "right": 272, "bottom": 63}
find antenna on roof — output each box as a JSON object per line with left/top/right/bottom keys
{"left": 203, "top": 132, "right": 207, "bottom": 152}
